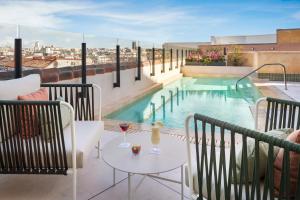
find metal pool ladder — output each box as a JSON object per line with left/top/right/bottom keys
{"left": 235, "top": 63, "right": 288, "bottom": 91}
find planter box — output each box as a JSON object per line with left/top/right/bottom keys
{"left": 185, "top": 61, "right": 225, "bottom": 66}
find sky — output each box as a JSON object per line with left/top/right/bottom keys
{"left": 0, "top": 0, "right": 299, "bottom": 47}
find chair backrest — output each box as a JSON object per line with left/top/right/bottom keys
{"left": 264, "top": 97, "right": 300, "bottom": 132}
{"left": 41, "top": 83, "right": 96, "bottom": 121}
{"left": 0, "top": 100, "right": 68, "bottom": 175}
{"left": 187, "top": 113, "right": 300, "bottom": 200}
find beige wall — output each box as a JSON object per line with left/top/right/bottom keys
{"left": 277, "top": 29, "right": 300, "bottom": 44}
{"left": 227, "top": 52, "right": 255, "bottom": 67}
{"left": 238, "top": 51, "right": 300, "bottom": 73}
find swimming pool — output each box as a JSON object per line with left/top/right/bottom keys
{"left": 106, "top": 77, "right": 262, "bottom": 129}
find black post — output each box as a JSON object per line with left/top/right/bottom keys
{"left": 170, "top": 48, "right": 173, "bottom": 70}
{"left": 181, "top": 49, "right": 184, "bottom": 67}
{"left": 113, "top": 45, "right": 120, "bottom": 87}
{"left": 135, "top": 46, "right": 141, "bottom": 81}
{"left": 161, "top": 48, "right": 165, "bottom": 73}
{"left": 176, "top": 49, "right": 179, "bottom": 69}
{"left": 151, "top": 47, "right": 155, "bottom": 76}
{"left": 14, "top": 38, "right": 22, "bottom": 78}
{"left": 81, "top": 42, "right": 87, "bottom": 84}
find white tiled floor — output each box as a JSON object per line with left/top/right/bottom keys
{"left": 0, "top": 131, "right": 191, "bottom": 200}
{"left": 274, "top": 81, "right": 300, "bottom": 101}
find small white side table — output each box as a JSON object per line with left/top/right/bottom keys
{"left": 102, "top": 133, "right": 187, "bottom": 200}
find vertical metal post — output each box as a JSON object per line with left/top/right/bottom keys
{"left": 151, "top": 47, "right": 155, "bottom": 76}
{"left": 150, "top": 102, "right": 155, "bottom": 122}
{"left": 170, "top": 48, "right": 173, "bottom": 71}
{"left": 176, "top": 49, "right": 179, "bottom": 69}
{"left": 176, "top": 87, "right": 179, "bottom": 106}
{"left": 81, "top": 42, "right": 87, "bottom": 84}
{"left": 182, "top": 90, "right": 184, "bottom": 100}
{"left": 224, "top": 47, "right": 227, "bottom": 66}
{"left": 181, "top": 49, "right": 184, "bottom": 67}
{"left": 169, "top": 90, "right": 173, "bottom": 112}
{"left": 135, "top": 46, "right": 141, "bottom": 80}
{"left": 161, "top": 95, "right": 166, "bottom": 119}
{"left": 14, "top": 38, "right": 22, "bottom": 78}
{"left": 161, "top": 48, "right": 165, "bottom": 73}
{"left": 113, "top": 45, "right": 120, "bottom": 87}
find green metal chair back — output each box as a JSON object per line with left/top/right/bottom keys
{"left": 193, "top": 113, "right": 300, "bottom": 200}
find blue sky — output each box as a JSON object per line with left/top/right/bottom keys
{"left": 0, "top": 0, "right": 300, "bottom": 47}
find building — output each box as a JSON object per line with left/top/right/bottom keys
{"left": 199, "top": 28, "right": 300, "bottom": 52}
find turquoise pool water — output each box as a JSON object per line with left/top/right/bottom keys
{"left": 106, "top": 77, "right": 262, "bottom": 129}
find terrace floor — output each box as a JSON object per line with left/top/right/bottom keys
{"left": 0, "top": 128, "right": 192, "bottom": 200}
{"left": 1, "top": 80, "right": 300, "bottom": 200}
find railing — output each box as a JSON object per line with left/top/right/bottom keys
{"left": 235, "top": 63, "right": 288, "bottom": 90}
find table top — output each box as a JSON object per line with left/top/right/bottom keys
{"left": 102, "top": 133, "right": 187, "bottom": 174}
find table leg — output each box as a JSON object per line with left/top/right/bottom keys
{"left": 128, "top": 173, "right": 132, "bottom": 200}
{"left": 97, "top": 140, "right": 100, "bottom": 158}
{"left": 113, "top": 168, "right": 116, "bottom": 186}
{"left": 181, "top": 165, "right": 184, "bottom": 200}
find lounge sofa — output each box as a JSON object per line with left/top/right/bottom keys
{"left": 185, "top": 97, "right": 300, "bottom": 200}
{"left": 0, "top": 74, "right": 104, "bottom": 200}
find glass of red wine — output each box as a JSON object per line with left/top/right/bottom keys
{"left": 118, "top": 123, "right": 131, "bottom": 148}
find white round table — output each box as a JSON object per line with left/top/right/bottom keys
{"left": 102, "top": 133, "right": 187, "bottom": 200}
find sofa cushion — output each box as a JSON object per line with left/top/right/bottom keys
{"left": 185, "top": 146, "right": 265, "bottom": 200}
{"left": 0, "top": 74, "right": 41, "bottom": 100}
{"left": 40, "top": 101, "right": 71, "bottom": 141}
{"left": 185, "top": 147, "right": 231, "bottom": 194}
{"left": 274, "top": 129, "right": 300, "bottom": 197}
{"left": 236, "top": 128, "right": 293, "bottom": 183}
{"left": 63, "top": 121, "right": 103, "bottom": 168}
{"left": 17, "top": 88, "right": 49, "bottom": 139}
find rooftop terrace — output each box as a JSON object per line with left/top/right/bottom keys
{"left": 1, "top": 23, "right": 300, "bottom": 200}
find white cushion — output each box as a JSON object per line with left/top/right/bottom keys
{"left": 0, "top": 74, "right": 41, "bottom": 100}
{"left": 185, "top": 146, "right": 266, "bottom": 200}
{"left": 63, "top": 120, "right": 104, "bottom": 168}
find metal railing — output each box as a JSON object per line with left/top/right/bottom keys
{"left": 235, "top": 63, "right": 288, "bottom": 90}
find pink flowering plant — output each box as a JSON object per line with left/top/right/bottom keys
{"left": 185, "top": 48, "right": 225, "bottom": 65}
{"left": 201, "top": 48, "right": 224, "bottom": 65}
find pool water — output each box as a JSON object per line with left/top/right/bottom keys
{"left": 106, "top": 77, "right": 262, "bottom": 129}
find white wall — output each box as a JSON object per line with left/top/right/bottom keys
{"left": 211, "top": 34, "right": 276, "bottom": 45}
{"left": 61, "top": 61, "right": 182, "bottom": 116}
{"left": 182, "top": 65, "right": 254, "bottom": 77}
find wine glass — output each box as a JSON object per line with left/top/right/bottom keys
{"left": 118, "top": 123, "right": 131, "bottom": 148}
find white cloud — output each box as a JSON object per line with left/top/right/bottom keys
{"left": 0, "top": 0, "right": 230, "bottom": 44}
{"left": 0, "top": 1, "right": 88, "bottom": 28}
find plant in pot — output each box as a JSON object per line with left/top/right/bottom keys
{"left": 228, "top": 46, "right": 244, "bottom": 66}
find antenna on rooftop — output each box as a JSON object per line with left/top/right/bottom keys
{"left": 116, "top": 38, "right": 119, "bottom": 45}
{"left": 17, "top": 24, "right": 20, "bottom": 38}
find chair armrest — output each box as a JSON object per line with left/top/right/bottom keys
{"left": 185, "top": 114, "right": 196, "bottom": 197}
{"left": 61, "top": 101, "right": 76, "bottom": 173}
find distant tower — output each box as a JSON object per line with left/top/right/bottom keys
{"left": 33, "top": 41, "right": 40, "bottom": 52}
{"left": 132, "top": 41, "right": 137, "bottom": 50}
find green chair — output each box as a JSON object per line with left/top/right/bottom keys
{"left": 185, "top": 97, "right": 300, "bottom": 200}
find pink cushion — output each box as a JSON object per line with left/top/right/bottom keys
{"left": 274, "top": 130, "right": 300, "bottom": 197}
{"left": 18, "top": 88, "right": 48, "bottom": 101}
{"left": 17, "top": 88, "right": 48, "bottom": 139}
